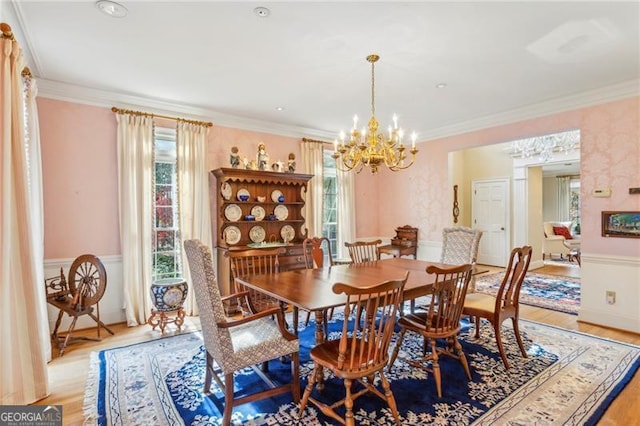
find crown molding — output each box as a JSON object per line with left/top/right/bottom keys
{"left": 35, "top": 78, "right": 335, "bottom": 140}
{"left": 420, "top": 79, "right": 640, "bottom": 141}
{"left": 36, "top": 77, "right": 639, "bottom": 144}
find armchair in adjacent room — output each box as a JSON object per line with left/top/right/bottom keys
{"left": 542, "top": 221, "right": 580, "bottom": 260}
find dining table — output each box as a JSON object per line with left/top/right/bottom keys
{"left": 234, "top": 257, "right": 483, "bottom": 390}
{"left": 234, "top": 257, "right": 464, "bottom": 347}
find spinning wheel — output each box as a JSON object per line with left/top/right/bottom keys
{"left": 45, "top": 254, "right": 114, "bottom": 356}
{"left": 67, "top": 254, "right": 107, "bottom": 309}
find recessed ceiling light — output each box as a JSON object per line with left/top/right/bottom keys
{"left": 275, "top": 106, "right": 285, "bottom": 111}
{"left": 435, "top": 83, "right": 447, "bottom": 89}
{"left": 254, "top": 7, "right": 271, "bottom": 18}
{"left": 96, "top": 0, "right": 128, "bottom": 18}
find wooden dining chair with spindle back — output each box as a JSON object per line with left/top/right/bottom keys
{"left": 345, "top": 239, "right": 382, "bottom": 263}
{"left": 462, "top": 245, "right": 533, "bottom": 369}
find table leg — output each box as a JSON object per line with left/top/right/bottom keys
{"left": 314, "top": 310, "right": 325, "bottom": 391}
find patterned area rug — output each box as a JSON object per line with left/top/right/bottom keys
{"left": 475, "top": 272, "right": 581, "bottom": 315}
{"left": 84, "top": 313, "right": 639, "bottom": 425}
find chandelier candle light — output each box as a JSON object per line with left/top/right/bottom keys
{"left": 333, "top": 54, "right": 418, "bottom": 173}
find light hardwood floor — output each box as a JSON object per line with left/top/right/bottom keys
{"left": 37, "top": 263, "right": 639, "bottom": 425}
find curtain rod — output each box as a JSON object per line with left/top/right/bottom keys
{"left": 111, "top": 107, "right": 213, "bottom": 128}
{"left": 302, "top": 137, "right": 332, "bottom": 145}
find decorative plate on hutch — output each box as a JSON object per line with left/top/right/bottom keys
{"left": 251, "top": 205, "right": 266, "bottom": 221}
{"left": 237, "top": 188, "right": 250, "bottom": 201}
{"left": 224, "top": 204, "right": 242, "bottom": 222}
{"left": 271, "top": 189, "right": 283, "bottom": 203}
{"left": 249, "top": 225, "right": 266, "bottom": 243}
{"left": 223, "top": 226, "right": 241, "bottom": 245}
{"left": 274, "top": 204, "right": 289, "bottom": 220}
{"left": 221, "top": 182, "right": 232, "bottom": 200}
{"left": 280, "top": 224, "right": 295, "bottom": 242}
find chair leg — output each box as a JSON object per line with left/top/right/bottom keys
{"left": 388, "top": 328, "right": 406, "bottom": 369}
{"left": 291, "top": 351, "right": 300, "bottom": 403}
{"left": 494, "top": 321, "right": 510, "bottom": 369}
{"left": 380, "top": 371, "right": 401, "bottom": 425}
{"left": 430, "top": 340, "right": 442, "bottom": 398}
{"left": 304, "top": 310, "right": 311, "bottom": 327}
{"left": 474, "top": 316, "right": 481, "bottom": 338}
{"left": 298, "top": 366, "right": 318, "bottom": 418}
{"left": 344, "top": 378, "right": 355, "bottom": 426}
{"left": 454, "top": 337, "right": 472, "bottom": 380}
{"left": 204, "top": 352, "right": 213, "bottom": 392}
{"left": 223, "top": 373, "right": 234, "bottom": 426}
{"left": 511, "top": 317, "right": 528, "bottom": 359}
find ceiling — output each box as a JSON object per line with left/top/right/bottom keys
{"left": 5, "top": 1, "right": 640, "bottom": 140}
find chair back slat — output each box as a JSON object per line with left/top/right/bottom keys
{"left": 227, "top": 248, "right": 285, "bottom": 314}
{"left": 424, "top": 264, "right": 473, "bottom": 334}
{"left": 303, "top": 237, "right": 332, "bottom": 269}
{"left": 345, "top": 239, "right": 382, "bottom": 264}
{"left": 495, "top": 246, "right": 533, "bottom": 311}
{"left": 333, "top": 272, "right": 408, "bottom": 373}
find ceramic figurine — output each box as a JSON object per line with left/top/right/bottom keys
{"left": 287, "top": 153, "right": 296, "bottom": 173}
{"left": 257, "top": 143, "right": 269, "bottom": 171}
{"left": 230, "top": 146, "right": 240, "bottom": 168}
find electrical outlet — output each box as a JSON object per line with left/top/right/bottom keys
{"left": 606, "top": 291, "right": 616, "bottom": 305}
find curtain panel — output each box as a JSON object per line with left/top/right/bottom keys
{"left": 176, "top": 121, "right": 212, "bottom": 316}
{"left": 556, "top": 176, "right": 571, "bottom": 222}
{"left": 116, "top": 113, "right": 155, "bottom": 326}
{"left": 301, "top": 140, "right": 324, "bottom": 237}
{"left": 0, "top": 24, "right": 49, "bottom": 404}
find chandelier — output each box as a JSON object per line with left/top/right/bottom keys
{"left": 332, "top": 54, "right": 418, "bottom": 173}
{"left": 509, "top": 130, "right": 580, "bottom": 162}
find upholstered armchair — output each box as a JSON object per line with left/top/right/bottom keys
{"left": 542, "top": 221, "right": 580, "bottom": 260}
{"left": 440, "top": 227, "right": 482, "bottom": 293}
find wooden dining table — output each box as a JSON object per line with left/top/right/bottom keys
{"left": 234, "top": 257, "right": 456, "bottom": 347}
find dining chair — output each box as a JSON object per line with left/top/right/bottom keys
{"left": 301, "top": 237, "right": 352, "bottom": 330}
{"left": 298, "top": 272, "right": 409, "bottom": 426}
{"left": 184, "top": 239, "right": 300, "bottom": 426}
{"left": 227, "top": 247, "right": 287, "bottom": 316}
{"left": 345, "top": 239, "right": 382, "bottom": 263}
{"left": 462, "top": 245, "right": 533, "bottom": 369}
{"left": 440, "top": 226, "right": 482, "bottom": 292}
{"left": 388, "top": 263, "right": 473, "bottom": 398}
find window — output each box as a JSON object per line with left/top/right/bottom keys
{"left": 322, "top": 150, "right": 338, "bottom": 259}
{"left": 153, "top": 129, "right": 181, "bottom": 280}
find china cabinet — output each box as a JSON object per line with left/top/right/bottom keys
{"left": 211, "top": 167, "right": 313, "bottom": 299}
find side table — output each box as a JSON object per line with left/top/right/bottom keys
{"left": 148, "top": 278, "right": 188, "bottom": 333}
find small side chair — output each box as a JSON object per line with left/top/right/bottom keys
{"left": 462, "top": 245, "right": 533, "bottom": 369}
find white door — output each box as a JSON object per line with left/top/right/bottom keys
{"left": 472, "top": 179, "right": 509, "bottom": 267}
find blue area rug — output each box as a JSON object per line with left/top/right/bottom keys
{"left": 84, "top": 313, "right": 639, "bottom": 425}
{"left": 475, "top": 272, "right": 581, "bottom": 315}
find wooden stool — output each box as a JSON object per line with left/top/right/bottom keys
{"left": 148, "top": 278, "right": 188, "bottom": 333}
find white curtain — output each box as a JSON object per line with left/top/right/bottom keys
{"left": 176, "top": 121, "right": 212, "bottom": 316}
{"left": 1, "top": 27, "right": 50, "bottom": 404}
{"left": 336, "top": 168, "right": 356, "bottom": 259}
{"left": 556, "top": 176, "right": 571, "bottom": 221}
{"left": 301, "top": 139, "right": 324, "bottom": 237}
{"left": 116, "top": 113, "right": 155, "bottom": 326}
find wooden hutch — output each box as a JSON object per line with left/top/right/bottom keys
{"left": 211, "top": 167, "right": 313, "bottom": 297}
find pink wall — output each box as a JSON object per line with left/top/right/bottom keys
{"left": 365, "top": 96, "right": 640, "bottom": 257}
{"left": 38, "top": 99, "right": 300, "bottom": 259}
{"left": 38, "top": 99, "right": 120, "bottom": 258}
{"left": 38, "top": 96, "right": 639, "bottom": 260}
